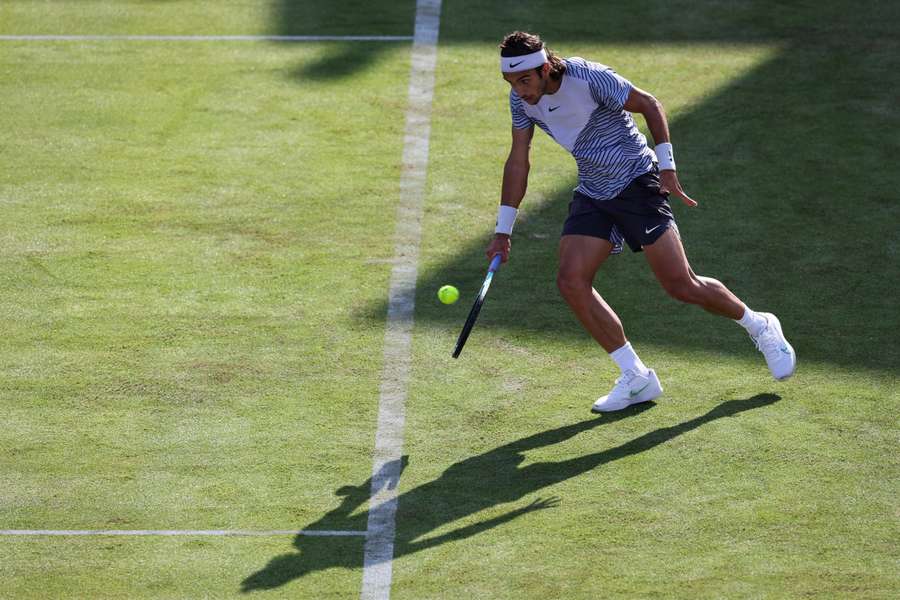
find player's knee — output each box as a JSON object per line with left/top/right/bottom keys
{"left": 556, "top": 271, "right": 591, "bottom": 301}
{"left": 663, "top": 277, "right": 701, "bottom": 304}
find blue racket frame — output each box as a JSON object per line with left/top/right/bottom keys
{"left": 452, "top": 254, "right": 502, "bottom": 358}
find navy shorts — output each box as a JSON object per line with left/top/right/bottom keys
{"left": 561, "top": 169, "right": 677, "bottom": 253}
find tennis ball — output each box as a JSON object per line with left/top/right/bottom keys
{"left": 438, "top": 285, "right": 459, "bottom": 304}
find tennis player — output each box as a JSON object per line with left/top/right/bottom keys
{"left": 486, "top": 31, "right": 796, "bottom": 412}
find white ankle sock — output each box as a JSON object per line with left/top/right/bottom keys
{"left": 736, "top": 306, "right": 768, "bottom": 337}
{"left": 609, "top": 342, "right": 649, "bottom": 375}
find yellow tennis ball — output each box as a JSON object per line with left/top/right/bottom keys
{"left": 438, "top": 285, "right": 459, "bottom": 304}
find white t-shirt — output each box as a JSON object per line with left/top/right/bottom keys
{"left": 510, "top": 57, "right": 656, "bottom": 200}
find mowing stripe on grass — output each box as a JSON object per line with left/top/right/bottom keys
{"left": 0, "top": 529, "right": 366, "bottom": 537}
{"left": 360, "top": 1, "right": 441, "bottom": 599}
{"left": 0, "top": 35, "right": 413, "bottom": 42}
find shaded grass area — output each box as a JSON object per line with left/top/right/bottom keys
{"left": 437, "top": 0, "right": 899, "bottom": 44}
{"left": 370, "top": 26, "right": 900, "bottom": 374}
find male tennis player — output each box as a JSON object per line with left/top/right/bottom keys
{"left": 486, "top": 31, "right": 796, "bottom": 412}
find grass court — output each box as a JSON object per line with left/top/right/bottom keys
{"left": 1, "top": 1, "right": 898, "bottom": 598}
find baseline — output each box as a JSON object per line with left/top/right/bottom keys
{"left": 0, "top": 35, "right": 413, "bottom": 42}
{"left": 0, "top": 529, "right": 366, "bottom": 537}
{"left": 0, "top": 35, "right": 412, "bottom": 42}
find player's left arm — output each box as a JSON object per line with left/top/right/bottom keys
{"left": 623, "top": 86, "right": 698, "bottom": 207}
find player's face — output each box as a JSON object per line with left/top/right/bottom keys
{"left": 503, "top": 65, "right": 548, "bottom": 105}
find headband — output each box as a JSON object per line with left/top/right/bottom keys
{"left": 500, "top": 48, "right": 548, "bottom": 73}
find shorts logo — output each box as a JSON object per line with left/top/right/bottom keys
{"left": 645, "top": 225, "right": 662, "bottom": 235}
{"left": 548, "top": 105, "right": 560, "bottom": 112}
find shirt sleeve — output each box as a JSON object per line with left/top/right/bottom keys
{"left": 585, "top": 63, "right": 632, "bottom": 111}
{"left": 509, "top": 91, "right": 534, "bottom": 129}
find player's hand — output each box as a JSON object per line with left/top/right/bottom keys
{"left": 486, "top": 234, "right": 511, "bottom": 263}
{"left": 523, "top": 496, "right": 561, "bottom": 512}
{"left": 659, "top": 170, "right": 698, "bottom": 207}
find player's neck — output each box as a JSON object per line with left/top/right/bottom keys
{"left": 543, "top": 74, "right": 562, "bottom": 96}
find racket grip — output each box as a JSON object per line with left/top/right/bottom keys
{"left": 488, "top": 253, "right": 502, "bottom": 272}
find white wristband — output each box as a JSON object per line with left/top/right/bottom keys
{"left": 495, "top": 204, "right": 518, "bottom": 235}
{"left": 655, "top": 142, "right": 676, "bottom": 171}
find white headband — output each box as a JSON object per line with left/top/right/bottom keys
{"left": 500, "top": 48, "right": 548, "bottom": 73}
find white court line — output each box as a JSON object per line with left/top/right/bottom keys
{"left": 0, "top": 35, "right": 412, "bottom": 42}
{"left": 0, "top": 529, "right": 366, "bottom": 537}
{"left": 359, "top": 1, "right": 441, "bottom": 600}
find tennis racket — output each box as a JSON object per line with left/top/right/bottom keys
{"left": 452, "top": 253, "right": 503, "bottom": 358}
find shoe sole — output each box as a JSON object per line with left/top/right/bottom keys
{"left": 592, "top": 370, "right": 663, "bottom": 413}
{"left": 764, "top": 314, "right": 796, "bottom": 381}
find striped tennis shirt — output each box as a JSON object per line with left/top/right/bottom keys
{"left": 510, "top": 57, "right": 656, "bottom": 200}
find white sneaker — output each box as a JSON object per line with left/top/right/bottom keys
{"left": 751, "top": 313, "right": 796, "bottom": 381}
{"left": 592, "top": 369, "right": 662, "bottom": 413}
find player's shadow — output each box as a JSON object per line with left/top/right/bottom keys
{"left": 241, "top": 393, "right": 779, "bottom": 592}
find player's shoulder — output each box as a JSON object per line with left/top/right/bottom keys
{"left": 564, "top": 57, "right": 616, "bottom": 80}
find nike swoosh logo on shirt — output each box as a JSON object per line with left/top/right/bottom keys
{"left": 548, "top": 105, "right": 560, "bottom": 112}
{"left": 645, "top": 225, "right": 662, "bottom": 235}
{"left": 509, "top": 60, "right": 524, "bottom": 68}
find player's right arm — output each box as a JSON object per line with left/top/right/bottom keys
{"left": 487, "top": 124, "right": 534, "bottom": 263}
{"left": 501, "top": 124, "right": 533, "bottom": 208}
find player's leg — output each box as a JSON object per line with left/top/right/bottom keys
{"left": 556, "top": 233, "right": 662, "bottom": 413}
{"left": 643, "top": 228, "right": 796, "bottom": 380}
{"left": 556, "top": 234, "right": 624, "bottom": 352}
{"left": 642, "top": 228, "right": 744, "bottom": 318}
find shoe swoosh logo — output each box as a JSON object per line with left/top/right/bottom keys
{"left": 629, "top": 382, "right": 650, "bottom": 398}
{"left": 645, "top": 225, "right": 662, "bottom": 234}
{"left": 548, "top": 105, "right": 560, "bottom": 112}
{"left": 509, "top": 60, "right": 524, "bottom": 68}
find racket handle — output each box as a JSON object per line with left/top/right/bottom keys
{"left": 488, "top": 253, "right": 502, "bottom": 272}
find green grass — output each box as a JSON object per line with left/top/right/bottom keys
{"left": 1, "top": 5, "right": 411, "bottom": 595}
{"left": 1, "top": 1, "right": 899, "bottom": 598}
{"left": 4, "top": 536, "right": 366, "bottom": 598}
